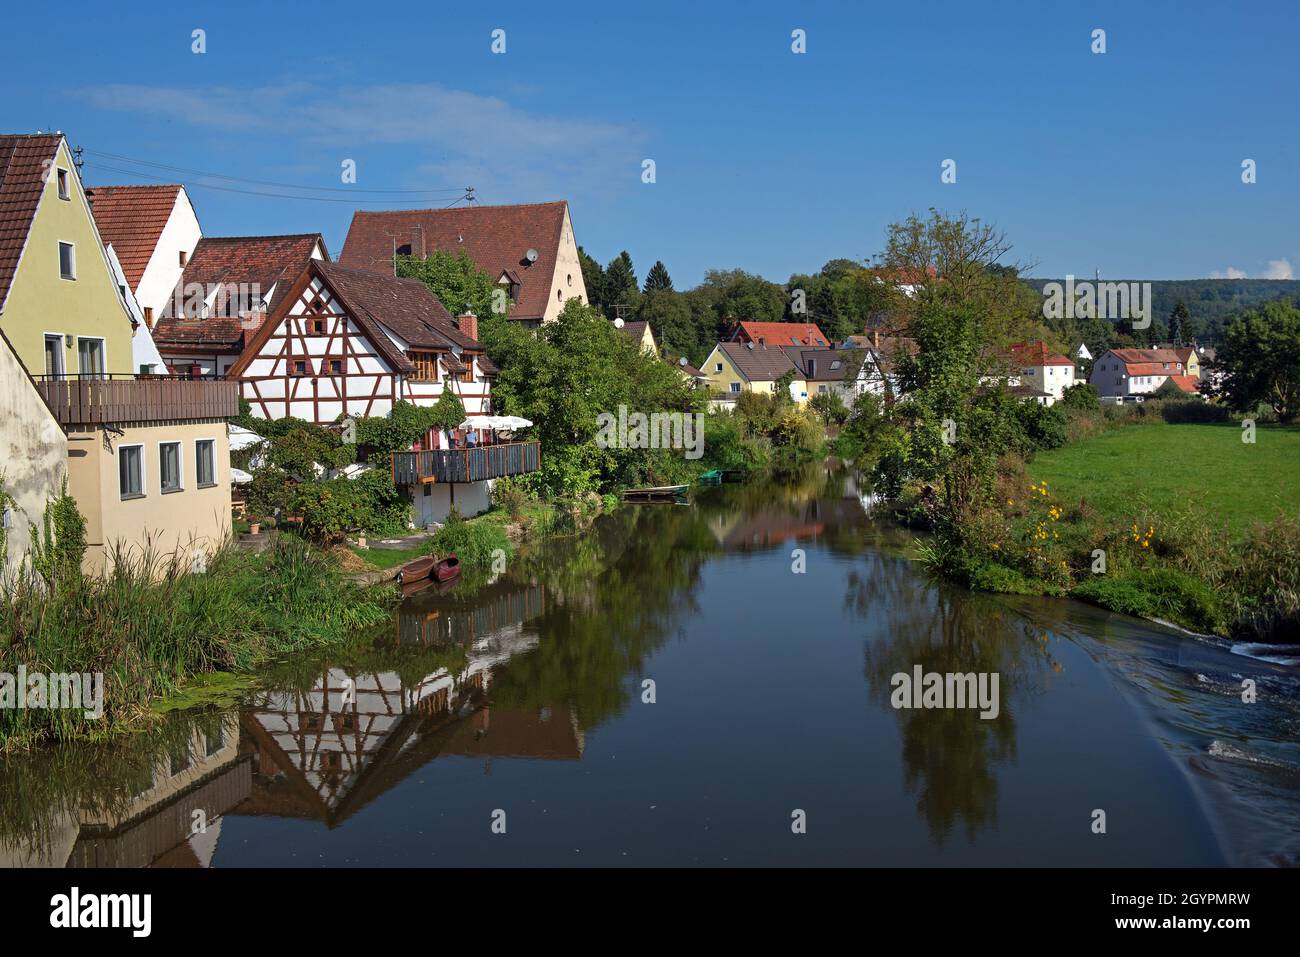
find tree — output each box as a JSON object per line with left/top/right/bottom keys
{"left": 636, "top": 287, "right": 696, "bottom": 361}
{"left": 644, "top": 260, "right": 673, "bottom": 292}
{"left": 578, "top": 246, "right": 606, "bottom": 313}
{"left": 397, "top": 250, "right": 497, "bottom": 321}
{"left": 604, "top": 251, "right": 639, "bottom": 317}
{"left": 1210, "top": 302, "right": 1300, "bottom": 422}
{"left": 1170, "top": 300, "right": 1191, "bottom": 346}
{"left": 701, "top": 269, "right": 786, "bottom": 328}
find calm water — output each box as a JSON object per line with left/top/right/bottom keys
{"left": 3, "top": 466, "right": 1298, "bottom": 867}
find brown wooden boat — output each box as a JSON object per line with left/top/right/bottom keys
{"left": 434, "top": 554, "right": 461, "bottom": 582}
{"left": 396, "top": 555, "right": 436, "bottom": 585}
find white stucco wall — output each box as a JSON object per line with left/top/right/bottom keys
{"left": 542, "top": 206, "right": 589, "bottom": 322}
{"left": 0, "top": 333, "right": 68, "bottom": 578}
{"left": 136, "top": 188, "right": 202, "bottom": 320}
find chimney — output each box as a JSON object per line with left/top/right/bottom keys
{"left": 457, "top": 311, "right": 479, "bottom": 342}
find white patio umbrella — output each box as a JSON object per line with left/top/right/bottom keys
{"left": 230, "top": 468, "right": 254, "bottom": 484}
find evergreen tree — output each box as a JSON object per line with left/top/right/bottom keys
{"left": 1170, "top": 300, "right": 1192, "bottom": 345}
{"left": 578, "top": 246, "right": 606, "bottom": 313}
{"left": 604, "top": 251, "right": 639, "bottom": 317}
{"left": 644, "top": 260, "right": 673, "bottom": 292}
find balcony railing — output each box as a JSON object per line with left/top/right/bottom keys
{"left": 36, "top": 375, "right": 241, "bottom": 425}
{"left": 392, "top": 441, "right": 541, "bottom": 485}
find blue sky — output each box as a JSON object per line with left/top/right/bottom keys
{"left": 4, "top": 0, "right": 1297, "bottom": 287}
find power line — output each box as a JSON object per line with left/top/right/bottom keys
{"left": 83, "top": 161, "right": 474, "bottom": 206}
{"left": 80, "top": 147, "right": 469, "bottom": 195}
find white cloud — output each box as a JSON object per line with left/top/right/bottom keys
{"left": 1210, "top": 267, "right": 1248, "bottom": 279}
{"left": 1260, "top": 257, "right": 1294, "bottom": 280}
{"left": 83, "top": 82, "right": 645, "bottom": 202}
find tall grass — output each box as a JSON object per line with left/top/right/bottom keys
{"left": 0, "top": 536, "right": 392, "bottom": 748}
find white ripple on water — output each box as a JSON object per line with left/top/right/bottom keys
{"left": 1229, "top": 642, "right": 1300, "bottom": 667}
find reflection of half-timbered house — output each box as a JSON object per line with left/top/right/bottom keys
{"left": 228, "top": 259, "right": 494, "bottom": 424}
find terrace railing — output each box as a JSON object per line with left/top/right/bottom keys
{"left": 35, "top": 375, "right": 241, "bottom": 425}
{"left": 392, "top": 441, "right": 541, "bottom": 485}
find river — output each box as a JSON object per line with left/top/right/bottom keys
{"left": 2, "top": 465, "right": 1297, "bottom": 867}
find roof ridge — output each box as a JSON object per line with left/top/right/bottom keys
{"left": 352, "top": 200, "right": 569, "bottom": 216}
{"left": 199, "top": 232, "right": 323, "bottom": 242}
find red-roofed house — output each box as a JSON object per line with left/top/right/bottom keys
{"left": 729, "top": 321, "right": 829, "bottom": 348}
{"left": 1010, "top": 341, "right": 1077, "bottom": 404}
{"left": 338, "top": 201, "right": 587, "bottom": 327}
{"left": 152, "top": 233, "right": 327, "bottom": 376}
{"left": 1090, "top": 348, "right": 1196, "bottom": 402}
{"left": 85, "top": 184, "right": 201, "bottom": 326}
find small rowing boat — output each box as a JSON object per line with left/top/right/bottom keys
{"left": 622, "top": 484, "right": 689, "bottom": 502}
{"left": 434, "top": 554, "right": 461, "bottom": 582}
{"left": 396, "top": 555, "right": 435, "bottom": 586}
{"left": 697, "top": 469, "right": 722, "bottom": 485}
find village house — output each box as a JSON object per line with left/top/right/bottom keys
{"left": 1009, "top": 341, "right": 1077, "bottom": 405}
{"left": 339, "top": 201, "right": 587, "bottom": 327}
{"left": 151, "top": 233, "right": 327, "bottom": 376}
{"left": 229, "top": 258, "right": 533, "bottom": 525}
{"left": 1090, "top": 347, "right": 1198, "bottom": 403}
{"left": 843, "top": 331, "right": 917, "bottom": 397}
{"left": 782, "top": 346, "right": 889, "bottom": 403}
{"left": 730, "top": 320, "right": 829, "bottom": 348}
{"left": 701, "top": 340, "right": 807, "bottom": 404}
{"left": 615, "top": 319, "right": 657, "bottom": 355}
{"left": 0, "top": 133, "right": 237, "bottom": 574}
{"left": 85, "top": 184, "right": 202, "bottom": 328}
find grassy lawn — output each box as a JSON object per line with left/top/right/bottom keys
{"left": 1028, "top": 422, "right": 1300, "bottom": 538}
{"left": 348, "top": 545, "right": 424, "bottom": 569}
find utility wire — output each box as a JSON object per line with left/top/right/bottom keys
{"left": 80, "top": 147, "right": 469, "bottom": 195}
{"left": 84, "top": 161, "right": 474, "bottom": 206}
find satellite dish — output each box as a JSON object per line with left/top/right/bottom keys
{"left": 613, "top": 317, "right": 625, "bottom": 329}
{"left": 525, "top": 248, "right": 539, "bottom": 263}
{"left": 678, "top": 356, "right": 688, "bottom": 366}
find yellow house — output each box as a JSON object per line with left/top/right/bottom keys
{"left": 0, "top": 133, "right": 237, "bottom": 573}
{"left": 616, "top": 319, "right": 657, "bottom": 355}
{"left": 700, "top": 341, "right": 808, "bottom": 403}
{"left": 1175, "top": 347, "right": 1201, "bottom": 379}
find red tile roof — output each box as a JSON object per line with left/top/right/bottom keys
{"left": 339, "top": 202, "right": 572, "bottom": 322}
{"left": 0, "top": 134, "right": 63, "bottom": 312}
{"left": 152, "top": 316, "right": 247, "bottom": 352}
{"left": 1011, "top": 340, "right": 1074, "bottom": 367}
{"left": 731, "top": 321, "right": 829, "bottom": 348}
{"left": 1110, "top": 348, "right": 1184, "bottom": 365}
{"left": 1167, "top": 374, "right": 1199, "bottom": 393}
{"left": 316, "top": 260, "right": 480, "bottom": 354}
{"left": 161, "top": 233, "right": 327, "bottom": 319}
{"left": 85, "top": 184, "right": 182, "bottom": 290}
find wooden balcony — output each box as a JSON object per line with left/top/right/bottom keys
{"left": 392, "top": 441, "right": 541, "bottom": 485}
{"left": 36, "top": 376, "right": 241, "bottom": 425}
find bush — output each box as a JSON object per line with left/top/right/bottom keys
{"left": 425, "top": 510, "right": 513, "bottom": 568}
{"left": 1073, "top": 567, "right": 1226, "bottom": 634}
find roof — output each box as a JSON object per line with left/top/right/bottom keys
{"left": 0, "top": 133, "right": 64, "bottom": 312}
{"left": 1011, "top": 341, "right": 1074, "bottom": 367}
{"left": 716, "top": 340, "right": 800, "bottom": 381}
{"left": 162, "top": 233, "right": 326, "bottom": 318}
{"left": 152, "top": 316, "right": 246, "bottom": 352}
{"left": 782, "top": 347, "right": 867, "bottom": 381}
{"left": 315, "top": 260, "right": 480, "bottom": 354}
{"left": 84, "top": 184, "right": 182, "bottom": 290}
{"left": 618, "top": 320, "right": 650, "bottom": 344}
{"left": 1173, "top": 347, "right": 1197, "bottom": 363}
{"left": 1166, "top": 374, "right": 1199, "bottom": 393}
{"left": 339, "top": 202, "right": 572, "bottom": 322}
{"left": 731, "top": 321, "right": 829, "bottom": 348}
{"left": 1108, "top": 347, "right": 1184, "bottom": 366}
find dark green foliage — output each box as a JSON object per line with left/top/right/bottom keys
{"left": 30, "top": 481, "right": 86, "bottom": 587}
{"left": 396, "top": 249, "right": 497, "bottom": 321}
{"left": 643, "top": 260, "right": 673, "bottom": 292}
{"left": 1209, "top": 301, "right": 1300, "bottom": 422}
{"left": 425, "top": 510, "right": 513, "bottom": 568}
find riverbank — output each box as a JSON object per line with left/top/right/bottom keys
{"left": 0, "top": 537, "right": 393, "bottom": 750}
{"left": 906, "top": 423, "right": 1300, "bottom": 640}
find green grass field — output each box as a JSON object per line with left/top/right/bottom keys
{"left": 1028, "top": 423, "right": 1300, "bottom": 537}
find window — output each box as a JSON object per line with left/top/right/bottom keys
{"left": 196, "top": 439, "right": 216, "bottom": 487}
{"left": 328, "top": 359, "right": 343, "bottom": 375}
{"left": 57, "top": 168, "right": 70, "bottom": 200}
{"left": 43, "top": 335, "right": 64, "bottom": 377}
{"left": 556, "top": 289, "right": 562, "bottom": 302}
{"left": 143, "top": 306, "right": 154, "bottom": 326}
{"left": 310, "top": 317, "right": 327, "bottom": 335}
{"left": 290, "top": 359, "right": 310, "bottom": 376}
{"left": 179, "top": 250, "right": 188, "bottom": 266}
{"left": 119, "top": 445, "right": 144, "bottom": 499}
{"left": 714, "top": 362, "right": 723, "bottom": 373}
{"left": 461, "top": 359, "right": 474, "bottom": 382}
{"left": 160, "top": 442, "right": 182, "bottom": 493}
{"left": 567, "top": 273, "right": 573, "bottom": 287}
{"left": 58, "top": 242, "right": 76, "bottom": 280}
{"left": 77, "top": 337, "right": 104, "bottom": 378}
{"left": 729, "top": 382, "right": 741, "bottom": 394}
{"left": 410, "top": 351, "right": 439, "bottom": 381}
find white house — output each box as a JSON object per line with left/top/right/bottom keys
{"left": 104, "top": 243, "right": 167, "bottom": 375}
{"left": 1089, "top": 348, "right": 1198, "bottom": 403}
{"left": 1010, "top": 341, "right": 1077, "bottom": 405}
{"left": 86, "top": 184, "right": 202, "bottom": 328}
{"left": 784, "top": 346, "right": 889, "bottom": 404}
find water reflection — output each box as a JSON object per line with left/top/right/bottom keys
{"left": 0, "top": 462, "right": 1290, "bottom": 866}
